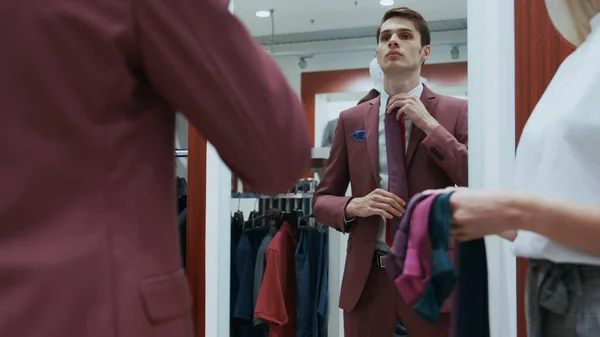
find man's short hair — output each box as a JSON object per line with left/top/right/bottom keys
{"left": 376, "top": 7, "right": 431, "bottom": 47}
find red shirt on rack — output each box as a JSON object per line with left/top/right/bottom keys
{"left": 254, "top": 221, "right": 299, "bottom": 337}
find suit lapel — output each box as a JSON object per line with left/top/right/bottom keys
{"left": 405, "top": 85, "right": 438, "bottom": 168}
{"left": 364, "top": 98, "right": 380, "bottom": 187}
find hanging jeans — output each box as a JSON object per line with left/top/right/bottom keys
{"left": 315, "top": 229, "right": 329, "bottom": 337}
{"left": 295, "top": 228, "right": 326, "bottom": 337}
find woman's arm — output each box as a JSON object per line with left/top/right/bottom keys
{"left": 516, "top": 195, "right": 600, "bottom": 255}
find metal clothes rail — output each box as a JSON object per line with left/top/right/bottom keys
{"left": 175, "top": 149, "right": 188, "bottom": 158}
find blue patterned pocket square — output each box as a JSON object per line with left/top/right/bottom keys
{"left": 351, "top": 130, "right": 367, "bottom": 141}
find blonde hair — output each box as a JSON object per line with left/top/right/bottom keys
{"left": 545, "top": 0, "right": 600, "bottom": 46}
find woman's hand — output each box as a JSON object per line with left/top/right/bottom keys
{"left": 448, "top": 190, "right": 521, "bottom": 241}
{"left": 424, "top": 187, "right": 522, "bottom": 241}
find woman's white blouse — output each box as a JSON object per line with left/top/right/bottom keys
{"left": 512, "top": 13, "right": 600, "bottom": 265}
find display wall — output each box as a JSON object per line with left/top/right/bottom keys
{"left": 273, "top": 30, "right": 468, "bottom": 95}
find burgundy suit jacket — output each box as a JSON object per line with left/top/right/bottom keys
{"left": 0, "top": 1, "right": 311, "bottom": 337}
{"left": 312, "top": 85, "right": 467, "bottom": 312}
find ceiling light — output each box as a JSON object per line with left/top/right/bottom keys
{"left": 256, "top": 10, "right": 270, "bottom": 18}
{"left": 379, "top": 0, "right": 394, "bottom": 6}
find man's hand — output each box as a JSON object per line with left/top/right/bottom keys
{"left": 386, "top": 93, "right": 440, "bottom": 134}
{"left": 345, "top": 188, "right": 406, "bottom": 219}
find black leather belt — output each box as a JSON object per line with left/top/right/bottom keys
{"left": 373, "top": 250, "right": 387, "bottom": 268}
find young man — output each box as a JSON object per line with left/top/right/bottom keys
{"left": 312, "top": 7, "right": 468, "bottom": 337}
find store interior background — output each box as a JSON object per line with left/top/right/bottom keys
{"left": 173, "top": 0, "right": 551, "bottom": 336}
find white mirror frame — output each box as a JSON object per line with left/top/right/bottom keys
{"left": 468, "top": 1, "right": 517, "bottom": 337}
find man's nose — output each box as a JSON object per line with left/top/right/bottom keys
{"left": 388, "top": 35, "right": 400, "bottom": 48}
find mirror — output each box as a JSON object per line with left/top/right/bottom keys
{"left": 221, "top": 1, "right": 468, "bottom": 337}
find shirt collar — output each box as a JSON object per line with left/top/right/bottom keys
{"left": 379, "top": 82, "right": 424, "bottom": 108}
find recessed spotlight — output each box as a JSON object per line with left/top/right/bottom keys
{"left": 256, "top": 10, "right": 270, "bottom": 18}
{"left": 379, "top": 0, "right": 394, "bottom": 6}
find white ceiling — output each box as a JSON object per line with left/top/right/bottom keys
{"left": 235, "top": 0, "right": 467, "bottom": 38}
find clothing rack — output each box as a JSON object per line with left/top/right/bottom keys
{"left": 232, "top": 192, "right": 318, "bottom": 229}
{"left": 229, "top": 188, "right": 328, "bottom": 337}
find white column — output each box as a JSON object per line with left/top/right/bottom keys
{"left": 204, "top": 1, "right": 234, "bottom": 335}
{"left": 204, "top": 144, "right": 232, "bottom": 337}
{"left": 467, "top": 1, "right": 517, "bottom": 337}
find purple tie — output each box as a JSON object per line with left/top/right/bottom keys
{"left": 384, "top": 97, "right": 410, "bottom": 242}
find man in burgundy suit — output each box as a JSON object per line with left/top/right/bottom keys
{"left": 0, "top": 1, "right": 311, "bottom": 337}
{"left": 313, "top": 7, "right": 468, "bottom": 337}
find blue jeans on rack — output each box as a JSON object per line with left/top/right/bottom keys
{"left": 295, "top": 228, "right": 326, "bottom": 337}
{"left": 315, "top": 229, "right": 328, "bottom": 337}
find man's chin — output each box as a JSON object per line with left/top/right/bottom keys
{"left": 382, "top": 63, "right": 415, "bottom": 74}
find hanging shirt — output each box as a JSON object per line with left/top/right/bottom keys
{"left": 512, "top": 13, "right": 600, "bottom": 265}
{"left": 255, "top": 222, "right": 299, "bottom": 337}
{"left": 253, "top": 229, "right": 275, "bottom": 327}
{"left": 234, "top": 230, "right": 266, "bottom": 321}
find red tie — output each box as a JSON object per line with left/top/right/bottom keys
{"left": 385, "top": 99, "right": 408, "bottom": 247}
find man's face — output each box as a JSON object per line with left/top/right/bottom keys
{"left": 376, "top": 17, "right": 430, "bottom": 75}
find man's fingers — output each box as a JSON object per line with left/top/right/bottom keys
{"left": 373, "top": 202, "right": 403, "bottom": 217}
{"left": 375, "top": 209, "right": 394, "bottom": 219}
{"left": 386, "top": 100, "right": 409, "bottom": 114}
{"left": 386, "top": 191, "right": 407, "bottom": 208}
{"left": 373, "top": 195, "right": 405, "bottom": 214}
{"left": 374, "top": 189, "right": 406, "bottom": 206}
{"left": 371, "top": 195, "right": 402, "bottom": 213}
{"left": 396, "top": 106, "right": 407, "bottom": 121}
{"left": 369, "top": 206, "right": 393, "bottom": 219}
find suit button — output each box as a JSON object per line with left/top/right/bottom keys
{"left": 431, "top": 147, "right": 445, "bottom": 161}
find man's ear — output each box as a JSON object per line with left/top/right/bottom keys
{"left": 421, "top": 45, "right": 431, "bottom": 63}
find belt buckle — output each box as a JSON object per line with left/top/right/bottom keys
{"left": 378, "top": 251, "right": 386, "bottom": 268}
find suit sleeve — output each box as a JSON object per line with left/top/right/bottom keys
{"left": 420, "top": 101, "right": 468, "bottom": 186}
{"left": 133, "top": 0, "right": 312, "bottom": 194}
{"left": 312, "top": 115, "right": 352, "bottom": 233}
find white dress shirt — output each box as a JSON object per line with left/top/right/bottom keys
{"left": 375, "top": 83, "right": 423, "bottom": 251}
{"left": 511, "top": 13, "right": 600, "bottom": 265}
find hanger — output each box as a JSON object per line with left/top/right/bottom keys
{"left": 298, "top": 214, "right": 311, "bottom": 229}
{"left": 246, "top": 208, "right": 280, "bottom": 231}
{"left": 239, "top": 198, "right": 260, "bottom": 229}
{"left": 297, "top": 214, "right": 325, "bottom": 233}
{"left": 233, "top": 197, "right": 244, "bottom": 223}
